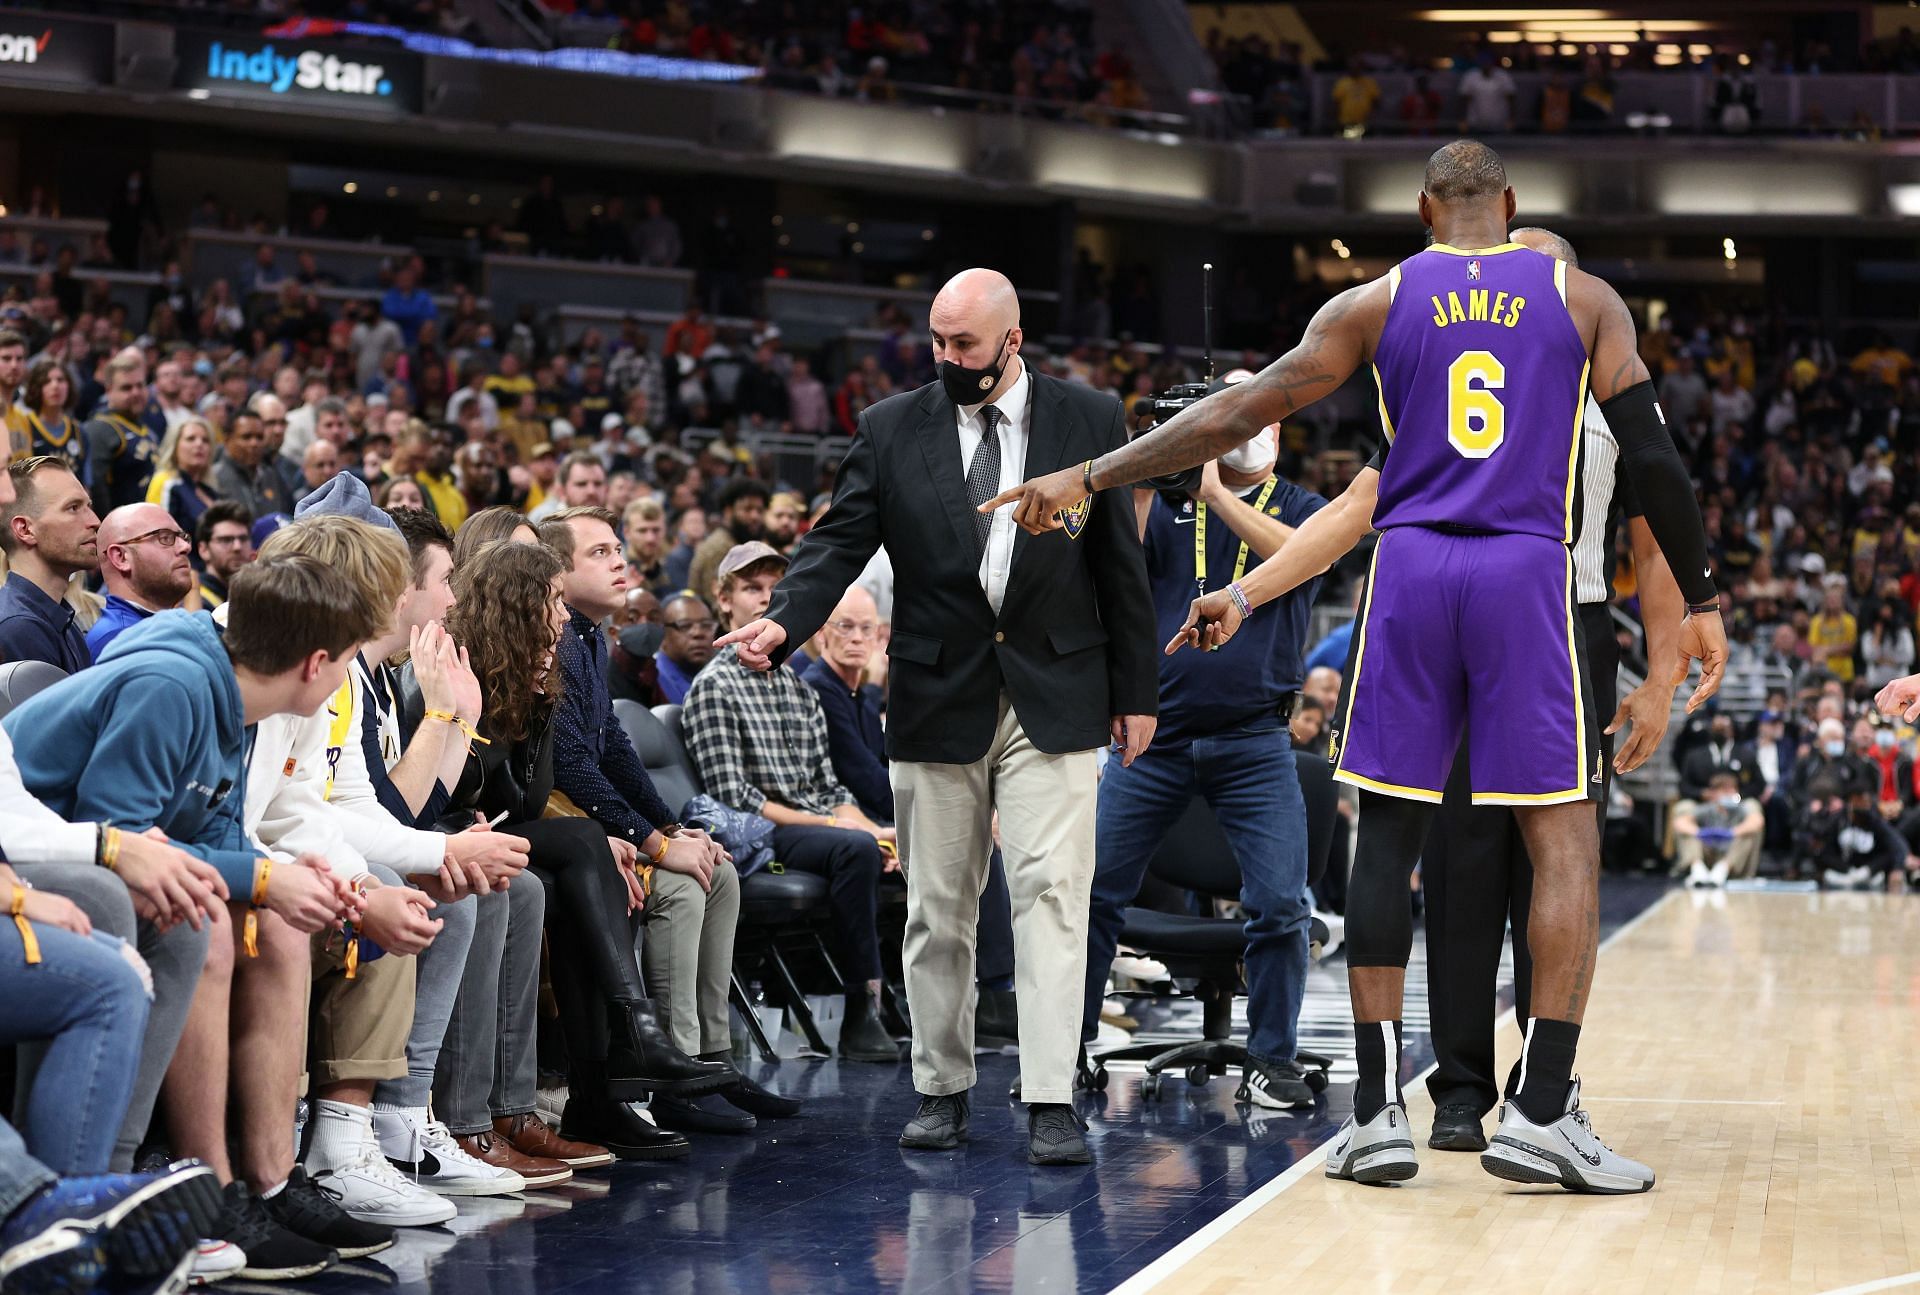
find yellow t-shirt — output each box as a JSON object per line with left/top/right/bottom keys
{"left": 1808, "top": 610, "right": 1858, "bottom": 683}
{"left": 1332, "top": 75, "right": 1381, "bottom": 128}
{"left": 416, "top": 471, "right": 468, "bottom": 533}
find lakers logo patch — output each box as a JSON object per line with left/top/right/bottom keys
{"left": 1327, "top": 728, "right": 1341, "bottom": 763}
{"left": 1058, "top": 496, "right": 1091, "bottom": 540}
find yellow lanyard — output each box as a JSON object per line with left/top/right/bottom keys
{"left": 1194, "top": 476, "right": 1279, "bottom": 594}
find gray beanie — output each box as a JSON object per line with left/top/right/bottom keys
{"left": 294, "top": 470, "right": 401, "bottom": 532}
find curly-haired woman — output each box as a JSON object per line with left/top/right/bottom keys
{"left": 428, "top": 540, "right": 728, "bottom": 1158}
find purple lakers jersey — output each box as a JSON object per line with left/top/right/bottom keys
{"left": 1371, "top": 243, "right": 1589, "bottom": 542}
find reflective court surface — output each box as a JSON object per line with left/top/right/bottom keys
{"left": 287, "top": 877, "right": 1668, "bottom": 1295}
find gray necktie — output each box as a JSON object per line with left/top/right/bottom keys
{"left": 964, "top": 404, "right": 1002, "bottom": 559}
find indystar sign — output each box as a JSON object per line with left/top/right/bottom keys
{"left": 174, "top": 31, "right": 420, "bottom": 111}
{"left": 203, "top": 41, "right": 393, "bottom": 95}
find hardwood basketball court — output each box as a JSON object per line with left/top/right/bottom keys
{"left": 1113, "top": 889, "right": 1920, "bottom": 1295}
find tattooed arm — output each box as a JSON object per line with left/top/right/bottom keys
{"left": 981, "top": 279, "right": 1387, "bottom": 535}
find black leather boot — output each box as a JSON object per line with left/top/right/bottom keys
{"left": 840, "top": 987, "right": 902, "bottom": 1063}
{"left": 604, "top": 1000, "right": 733, "bottom": 1098}
{"left": 559, "top": 1095, "right": 692, "bottom": 1161}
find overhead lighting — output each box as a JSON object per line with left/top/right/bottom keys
{"left": 1514, "top": 18, "right": 1710, "bottom": 31}
{"left": 1418, "top": 9, "right": 1611, "bottom": 20}
{"left": 385, "top": 186, "right": 398, "bottom": 198}
{"left": 1486, "top": 30, "right": 1523, "bottom": 41}
{"left": 1722, "top": 238, "right": 1738, "bottom": 261}
{"left": 343, "top": 182, "right": 358, "bottom": 194}
{"left": 186, "top": 88, "right": 211, "bottom": 100}
{"left": 1891, "top": 184, "right": 1920, "bottom": 217}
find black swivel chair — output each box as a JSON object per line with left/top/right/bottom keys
{"left": 1087, "top": 747, "right": 1339, "bottom": 1099}
{"left": 0, "top": 661, "right": 66, "bottom": 719}
{"left": 616, "top": 700, "right": 837, "bottom": 1063}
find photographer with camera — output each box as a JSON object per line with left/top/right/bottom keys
{"left": 1800, "top": 779, "right": 1907, "bottom": 891}
{"left": 1081, "top": 371, "right": 1328, "bottom": 1109}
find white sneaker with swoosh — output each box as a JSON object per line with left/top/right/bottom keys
{"left": 1324, "top": 1102, "right": 1418, "bottom": 1185}
{"left": 1481, "top": 1078, "right": 1655, "bottom": 1194}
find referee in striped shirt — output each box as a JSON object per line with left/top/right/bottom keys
{"left": 1277, "top": 228, "right": 1690, "bottom": 1151}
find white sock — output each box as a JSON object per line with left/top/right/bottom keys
{"left": 305, "top": 1099, "right": 373, "bottom": 1171}
{"left": 259, "top": 1178, "right": 287, "bottom": 1200}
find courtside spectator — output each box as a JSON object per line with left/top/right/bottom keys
{"left": 682, "top": 542, "right": 897, "bottom": 1063}
{"left": 0, "top": 457, "right": 99, "bottom": 672}
{"left": 84, "top": 353, "right": 160, "bottom": 516}
{"left": 86, "top": 503, "right": 194, "bottom": 656}
{"left": 194, "top": 500, "right": 253, "bottom": 608}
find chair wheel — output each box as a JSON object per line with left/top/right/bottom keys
{"left": 1088, "top": 1064, "right": 1109, "bottom": 1092}
{"left": 1009, "top": 1078, "right": 1021, "bottom": 1100}
{"left": 1306, "top": 1069, "right": 1328, "bottom": 1093}
{"left": 1140, "top": 1073, "right": 1162, "bottom": 1100}
{"left": 1185, "top": 1064, "right": 1210, "bottom": 1087}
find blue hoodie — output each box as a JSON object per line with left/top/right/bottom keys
{"left": 5, "top": 610, "right": 257, "bottom": 890}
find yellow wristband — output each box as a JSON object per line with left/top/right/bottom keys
{"left": 424, "top": 709, "right": 490, "bottom": 746}
{"left": 243, "top": 859, "right": 272, "bottom": 959}
{"left": 101, "top": 826, "right": 121, "bottom": 871}
{"left": 10, "top": 882, "right": 39, "bottom": 966}
{"left": 646, "top": 834, "right": 669, "bottom": 865}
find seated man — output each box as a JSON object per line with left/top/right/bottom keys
{"left": 1671, "top": 769, "right": 1764, "bottom": 887}
{"left": 541, "top": 508, "right": 797, "bottom": 1135}
{"left": 607, "top": 586, "right": 668, "bottom": 706}
{"left": 87, "top": 503, "right": 196, "bottom": 655}
{"left": 1803, "top": 781, "right": 1909, "bottom": 891}
{"left": 194, "top": 500, "right": 254, "bottom": 609}
{"left": 683, "top": 542, "right": 898, "bottom": 1063}
{"left": 655, "top": 591, "right": 716, "bottom": 704}
{"left": 0, "top": 457, "right": 98, "bottom": 672}
{"left": 6, "top": 556, "right": 373, "bottom": 1281}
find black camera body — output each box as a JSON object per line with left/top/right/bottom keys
{"left": 1131, "top": 381, "right": 1209, "bottom": 496}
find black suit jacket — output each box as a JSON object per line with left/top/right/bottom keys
{"left": 766, "top": 373, "right": 1157, "bottom": 764}
{"left": 1680, "top": 740, "right": 1760, "bottom": 801}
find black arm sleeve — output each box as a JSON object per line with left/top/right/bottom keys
{"left": 1600, "top": 380, "right": 1716, "bottom": 605}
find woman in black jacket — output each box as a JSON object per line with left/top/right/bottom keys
{"left": 430, "top": 540, "right": 729, "bottom": 1156}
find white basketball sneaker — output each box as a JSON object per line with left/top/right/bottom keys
{"left": 1481, "top": 1078, "right": 1655, "bottom": 1194}
{"left": 1324, "top": 1101, "right": 1419, "bottom": 1185}
{"left": 373, "top": 1110, "right": 527, "bottom": 1198}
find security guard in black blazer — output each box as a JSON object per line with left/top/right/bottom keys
{"left": 720, "top": 268, "right": 1158, "bottom": 1166}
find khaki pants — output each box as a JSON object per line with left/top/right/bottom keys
{"left": 892, "top": 695, "right": 1098, "bottom": 1105}
{"left": 310, "top": 932, "right": 417, "bottom": 1085}
{"left": 639, "top": 860, "right": 741, "bottom": 1056}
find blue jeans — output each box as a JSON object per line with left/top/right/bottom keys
{"left": 1083, "top": 723, "right": 1311, "bottom": 1066}
{"left": 0, "top": 922, "right": 151, "bottom": 1176}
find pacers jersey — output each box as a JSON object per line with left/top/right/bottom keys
{"left": 1370, "top": 243, "right": 1590, "bottom": 542}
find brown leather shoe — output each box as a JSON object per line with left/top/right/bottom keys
{"left": 494, "top": 1112, "right": 615, "bottom": 1169}
{"left": 452, "top": 1129, "right": 573, "bottom": 1188}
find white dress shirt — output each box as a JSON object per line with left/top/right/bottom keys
{"left": 955, "top": 358, "right": 1030, "bottom": 616}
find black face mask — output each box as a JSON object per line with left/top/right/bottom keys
{"left": 618, "top": 622, "right": 665, "bottom": 659}
{"left": 940, "top": 330, "right": 1013, "bottom": 407}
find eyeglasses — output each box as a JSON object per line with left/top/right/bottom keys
{"left": 665, "top": 618, "right": 718, "bottom": 635}
{"left": 827, "top": 620, "right": 879, "bottom": 639}
{"left": 207, "top": 533, "right": 251, "bottom": 547}
{"left": 120, "top": 527, "right": 190, "bottom": 549}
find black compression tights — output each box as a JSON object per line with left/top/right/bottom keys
{"left": 1345, "top": 790, "right": 1437, "bottom": 969}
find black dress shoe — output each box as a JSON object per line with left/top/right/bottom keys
{"left": 605, "top": 1000, "right": 734, "bottom": 1098}
{"left": 974, "top": 988, "right": 1019, "bottom": 1051}
{"left": 1429, "top": 1103, "right": 1488, "bottom": 1152}
{"left": 1027, "top": 1103, "right": 1091, "bottom": 1166}
{"left": 652, "top": 1092, "right": 757, "bottom": 1135}
{"left": 701, "top": 1053, "right": 802, "bottom": 1119}
{"left": 899, "top": 1093, "right": 970, "bottom": 1150}
{"left": 559, "top": 1097, "right": 691, "bottom": 1161}
{"left": 840, "top": 990, "right": 903, "bottom": 1063}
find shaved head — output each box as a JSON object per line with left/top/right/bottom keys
{"left": 1423, "top": 140, "right": 1508, "bottom": 203}
{"left": 929, "top": 267, "right": 1024, "bottom": 405}
{"left": 931, "top": 267, "right": 1020, "bottom": 340}
{"left": 99, "top": 502, "right": 193, "bottom": 606}
{"left": 98, "top": 502, "right": 174, "bottom": 550}
{"left": 1511, "top": 226, "right": 1578, "bottom": 268}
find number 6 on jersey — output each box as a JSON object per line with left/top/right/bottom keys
{"left": 1447, "top": 350, "right": 1506, "bottom": 458}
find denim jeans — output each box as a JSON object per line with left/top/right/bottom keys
{"left": 1083, "top": 722, "right": 1311, "bottom": 1066}
{"left": 433, "top": 867, "right": 545, "bottom": 1134}
{"left": 0, "top": 922, "right": 150, "bottom": 1176}
{"left": 14, "top": 863, "right": 208, "bottom": 1172}
{"left": 370, "top": 864, "right": 478, "bottom": 1112}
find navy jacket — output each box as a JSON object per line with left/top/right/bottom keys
{"left": 553, "top": 606, "right": 678, "bottom": 840}
{"left": 801, "top": 656, "right": 892, "bottom": 822}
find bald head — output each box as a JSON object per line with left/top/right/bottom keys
{"left": 99, "top": 502, "right": 193, "bottom": 606}
{"left": 930, "top": 268, "right": 1023, "bottom": 405}
{"left": 1511, "top": 226, "right": 1578, "bottom": 268}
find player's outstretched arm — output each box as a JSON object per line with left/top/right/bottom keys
{"left": 1166, "top": 467, "right": 1377, "bottom": 656}
{"left": 981, "top": 279, "right": 1384, "bottom": 536}
{"left": 1578, "top": 269, "right": 1726, "bottom": 711}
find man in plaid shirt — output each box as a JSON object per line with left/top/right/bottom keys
{"left": 683, "top": 542, "right": 900, "bottom": 1063}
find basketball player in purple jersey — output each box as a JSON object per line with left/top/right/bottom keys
{"left": 983, "top": 141, "right": 1728, "bottom": 1193}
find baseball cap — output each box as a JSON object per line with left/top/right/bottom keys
{"left": 717, "top": 540, "right": 787, "bottom": 585}
{"left": 250, "top": 513, "right": 292, "bottom": 547}
{"left": 529, "top": 441, "right": 556, "bottom": 459}
{"left": 601, "top": 413, "right": 625, "bottom": 432}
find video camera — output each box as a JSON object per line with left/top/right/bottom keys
{"left": 1127, "top": 262, "right": 1219, "bottom": 498}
